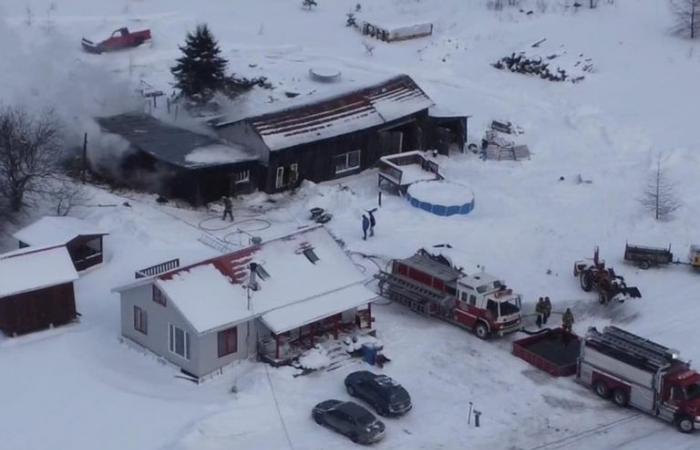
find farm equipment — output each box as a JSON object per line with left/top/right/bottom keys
{"left": 578, "top": 326, "right": 700, "bottom": 433}
{"left": 573, "top": 247, "right": 641, "bottom": 304}
{"left": 81, "top": 27, "right": 151, "bottom": 54}
{"left": 375, "top": 249, "right": 522, "bottom": 339}
{"left": 624, "top": 243, "right": 673, "bottom": 269}
{"left": 689, "top": 246, "right": 700, "bottom": 269}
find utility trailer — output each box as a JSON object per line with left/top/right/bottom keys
{"left": 624, "top": 243, "right": 673, "bottom": 269}
{"left": 375, "top": 249, "right": 522, "bottom": 339}
{"left": 512, "top": 328, "right": 581, "bottom": 377}
{"left": 578, "top": 326, "right": 700, "bottom": 433}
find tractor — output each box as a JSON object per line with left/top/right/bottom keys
{"left": 573, "top": 247, "right": 641, "bottom": 304}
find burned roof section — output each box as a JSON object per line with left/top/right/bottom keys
{"left": 215, "top": 74, "right": 434, "bottom": 151}
{"left": 96, "top": 113, "right": 258, "bottom": 169}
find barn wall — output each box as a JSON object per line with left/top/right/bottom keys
{"left": 0, "top": 283, "right": 77, "bottom": 336}
{"left": 119, "top": 283, "right": 201, "bottom": 377}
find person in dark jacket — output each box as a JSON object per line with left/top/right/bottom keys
{"left": 562, "top": 308, "right": 574, "bottom": 333}
{"left": 222, "top": 196, "right": 234, "bottom": 222}
{"left": 367, "top": 208, "right": 377, "bottom": 237}
{"left": 543, "top": 296, "right": 552, "bottom": 325}
{"left": 362, "top": 214, "right": 369, "bottom": 240}
{"left": 535, "top": 297, "right": 545, "bottom": 328}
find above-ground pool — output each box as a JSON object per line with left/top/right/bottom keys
{"left": 405, "top": 180, "right": 475, "bottom": 216}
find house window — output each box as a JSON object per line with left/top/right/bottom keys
{"left": 289, "top": 163, "right": 299, "bottom": 185}
{"left": 133, "top": 306, "right": 147, "bottom": 335}
{"left": 275, "top": 166, "right": 285, "bottom": 189}
{"left": 334, "top": 150, "right": 361, "bottom": 175}
{"left": 153, "top": 285, "right": 166, "bottom": 306}
{"left": 233, "top": 170, "right": 250, "bottom": 184}
{"left": 217, "top": 327, "right": 238, "bottom": 357}
{"left": 169, "top": 324, "right": 191, "bottom": 360}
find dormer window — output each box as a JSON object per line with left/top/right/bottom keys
{"left": 153, "top": 285, "right": 166, "bottom": 306}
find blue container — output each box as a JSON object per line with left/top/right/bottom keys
{"left": 362, "top": 343, "right": 378, "bottom": 365}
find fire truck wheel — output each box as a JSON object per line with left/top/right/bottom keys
{"left": 593, "top": 381, "right": 610, "bottom": 399}
{"left": 612, "top": 389, "right": 628, "bottom": 407}
{"left": 675, "top": 415, "right": 694, "bottom": 433}
{"left": 580, "top": 271, "right": 593, "bottom": 292}
{"left": 474, "top": 322, "right": 489, "bottom": 340}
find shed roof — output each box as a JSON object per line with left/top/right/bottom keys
{"left": 0, "top": 246, "right": 79, "bottom": 298}
{"left": 120, "top": 226, "right": 375, "bottom": 334}
{"left": 13, "top": 216, "right": 107, "bottom": 247}
{"left": 96, "top": 113, "right": 259, "bottom": 169}
{"left": 216, "top": 75, "right": 434, "bottom": 151}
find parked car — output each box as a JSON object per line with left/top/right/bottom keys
{"left": 344, "top": 371, "right": 412, "bottom": 416}
{"left": 312, "top": 399, "right": 386, "bottom": 445}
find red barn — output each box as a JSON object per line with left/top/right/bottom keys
{"left": 13, "top": 216, "right": 108, "bottom": 272}
{"left": 0, "top": 245, "right": 80, "bottom": 336}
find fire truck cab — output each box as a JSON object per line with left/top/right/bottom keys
{"left": 454, "top": 273, "right": 522, "bottom": 338}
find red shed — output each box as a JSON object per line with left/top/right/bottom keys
{"left": 13, "top": 216, "right": 108, "bottom": 272}
{"left": 0, "top": 245, "right": 80, "bottom": 336}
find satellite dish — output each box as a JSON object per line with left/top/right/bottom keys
{"left": 309, "top": 67, "right": 342, "bottom": 82}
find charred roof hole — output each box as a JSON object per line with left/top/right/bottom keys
{"left": 248, "top": 262, "right": 270, "bottom": 291}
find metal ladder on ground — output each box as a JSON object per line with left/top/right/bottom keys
{"left": 374, "top": 272, "right": 447, "bottom": 315}
{"left": 591, "top": 326, "right": 675, "bottom": 370}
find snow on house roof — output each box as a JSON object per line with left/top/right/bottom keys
{"left": 216, "top": 75, "right": 434, "bottom": 151}
{"left": 0, "top": 246, "right": 79, "bottom": 298}
{"left": 97, "top": 113, "right": 259, "bottom": 169}
{"left": 124, "top": 226, "right": 375, "bottom": 334}
{"left": 260, "top": 283, "right": 375, "bottom": 335}
{"left": 13, "top": 216, "right": 107, "bottom": 247}
{"left": 156, "top": 264, "right": 250, "bottom": 334}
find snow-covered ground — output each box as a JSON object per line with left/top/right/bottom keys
{"left": 1, "top": 1, "right": 700, "bottom": 449}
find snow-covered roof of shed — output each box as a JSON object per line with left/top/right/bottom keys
{"left": 97, "top": 113, "right": 259, "bottom": 169}
{"left": 216, "top": 75, "right": 434, "bottom": 151}
{"left": 127, "top": 226, "right": 374, "bottom": 334}
{"left": 0, "top": 246, "right": 79, "bottom": 298}
{"left": 13, "top": 216, "right": 107, "bottom": 247}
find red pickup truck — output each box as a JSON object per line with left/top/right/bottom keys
{"left": 81, "top": 27, "right": 151, "bottom": 54}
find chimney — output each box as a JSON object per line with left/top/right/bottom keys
{"left": 248, "top": 262, "right": 259, "bottom": 291}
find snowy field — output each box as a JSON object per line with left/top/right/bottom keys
{"left": 1, "top": 0, "right": 700, "bottom": 449}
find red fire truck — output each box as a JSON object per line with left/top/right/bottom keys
{"left": 578, "top": 326, "right": 700, "bottom": 433}
{"left": 375, "top": 249, "right": 522, "bottom": 339}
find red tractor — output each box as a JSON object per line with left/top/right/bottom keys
{"left": 573, "top": 247, "right": 641, "bottom": 304}
{"left": 81, "top": 27, "right": 151, "bottom": 54}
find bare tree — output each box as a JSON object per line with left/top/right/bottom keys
{"left": 0, "top": 106, "right": 63, "bottom": 212}
{"left": 51, "top": 178, "right": 91, "bottom": 216}
{"left": 671, "top": 0, "right": 700, "bottom": 39}
{"left": 640, "top": 160, "right": 681, "bottom": 221}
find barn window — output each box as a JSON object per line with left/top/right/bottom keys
{"left": 217, "top": 327, "right": 238, "bottom": 357}
{"left": 233, "top": 170, "right": 250, "bottom": 184}
{"left": 133, "top": 306, "right": 147, "bottom": 335}
{"left": 334, "top": 150, "right": 361, "bottom": 174}
{"left": 152, "top": 285, "right": 166, "bottom": 306}
{"left": 169, "top": 324, "right": 191, "bottom": 360}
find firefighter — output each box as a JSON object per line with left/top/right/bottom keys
{"left": 543, "top": 296, "right": 552, "bottom": 325}
{"left": 535, "top": 297, "right": 545, "bottom": 328}
{"left": 222, "top": 196, "right": 234, "bottom": 222}
{"left": 562, "top": 308, "right": 575, "bottom": 333}
{"left": 367, "top": 208, "right": 377, "bottom": 237}
{"left": 362, "top": 214, "right": 370, "bottom": 240}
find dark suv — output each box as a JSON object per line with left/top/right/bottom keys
{"left": 312, "top": 400, "right": 386, "bottom": 445}
{"left": 344, "top": 371, "right": 412, "bottom": 416}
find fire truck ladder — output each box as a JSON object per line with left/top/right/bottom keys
{"left": 374, "top": 271, "right": 446, "bottom": 316}
{"left": 589, "top": 326, "right": 676, "bottom": 371}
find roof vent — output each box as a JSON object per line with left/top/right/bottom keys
{"left": 309, "top": 67, "right": 342, "bottom": 83}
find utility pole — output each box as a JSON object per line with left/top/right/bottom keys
{"left": 82, "top": 132, "right": 88, "bottom": 184}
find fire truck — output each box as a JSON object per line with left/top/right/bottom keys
{"left": 375, "top": 249, "right": 522, "bottom": 339}
{"left": 578, "top": 326, "right": 700, "bottom": 433}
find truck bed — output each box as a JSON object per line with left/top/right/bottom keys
{"left": 512, "top": 328, "right": 581, "bottom": 377}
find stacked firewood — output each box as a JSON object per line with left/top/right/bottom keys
{"left": 492, "top": 52, "right": 588, "bottom": 83}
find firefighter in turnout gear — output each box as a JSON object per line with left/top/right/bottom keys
{"left": 535, "top": 297, "right": 545, "bottom": 328}
{"left": 542, "top": 296, "right": 552, "bottom": 325}
{"left": 562, "top": 308, "right": 574, "bottom": 333}
{"left": 222, "top": 196, "right": 234, "bottom": 222}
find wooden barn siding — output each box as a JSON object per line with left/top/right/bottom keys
{"left": 0, "top": 283, "right": 77, "bottom": 336}
{"left": 262, "top": 110, "right": 431, "bottom": 193}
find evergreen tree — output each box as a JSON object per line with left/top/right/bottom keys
{"left": 171, "top": 25, "right": 228, "bottom": 103}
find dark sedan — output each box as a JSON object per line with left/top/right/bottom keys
{"left": 312, "top": 399, "right": 386, "bottom": 445}
{"left": 344, "top": 371, "right": 412, "bottom": 416}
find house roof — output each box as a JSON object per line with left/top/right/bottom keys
{"left": 215, "top": 74, "right": 434, "bottom": 151}
{"left": 96, "top": 113, "right": 259, "bottom": 169}
{"left": 0, "top": 245, "right": 79, "bottom": 298}
{"left": 13, "top": 216, "right": 108, "bottom": 247}
{"left": 118, "top": 226, "right": 376, "bottom": 334}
